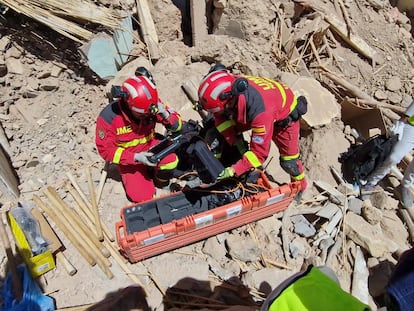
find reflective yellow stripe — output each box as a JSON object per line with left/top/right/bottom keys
{"left": 408, "top": 115, "right": 414, "bottom": 126}
{"left": 174, "top": 118, "right": 183, "bottom": 132}
{"left": 159, "top": 157, "right": 179, "bottom": 170}
{"left": 274, "top": 82, "right": 287, "bottom": 108}
{"left": 113, "top": 147, "right": 124, "bottom": 164}
{"left": 214, "top": 153, "right": 222, "bottom": 159}
{"left": 216, "top": 120, "right": 236, "bottom": 133}
{"left": 292, "top": 172, "right": 305, "bottom": 181}
{"left": 244, "top": 151, "right": 262, "bottom": 168}
{"left": 117, "top": 132, "right": 155, "bottom": 148}
{"left": 290, "top": 97, "right": 298, "bottom": 113}
{"left": 281, "top": 153, "right": 300, "bottom": 161}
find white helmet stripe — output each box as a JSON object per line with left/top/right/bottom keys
{"left": 141, "top": 85, "right": 153, "bottom": 100}
{"left": 210, "top": 72, "right": 230, "bottom": 81}
{"left": 199, "top": 82, "right": 209, "bottom": 99}
{"left": 211, "top": 82, "right": 231, "bottom": 100}
{"left": 123, "top": 82, "right": 138, "bottom": 99}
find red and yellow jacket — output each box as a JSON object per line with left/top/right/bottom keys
{"left": 95, "top": 99, "right": 182, "bottom": 166}
{"left": 214, "top": 75, "right": 298, "bottom": 175}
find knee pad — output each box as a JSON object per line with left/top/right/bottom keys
{"left": 280, "top": 158, "right": 301, "bottom": 177}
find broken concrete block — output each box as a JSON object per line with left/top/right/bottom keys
{"left": 344, "top": 212, "right": 398, "bottom": 257}
{"left": 292, "top": 214, "right": 316, "bottom": 238}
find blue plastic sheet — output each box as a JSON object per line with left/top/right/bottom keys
{"left": 1, "top": 265, "right": 54, "bottom": 311}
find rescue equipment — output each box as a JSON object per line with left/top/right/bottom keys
{"left": 116, "top": 170, "right": 300, "bottom": 262}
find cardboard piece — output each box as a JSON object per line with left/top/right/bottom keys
{"left": 30, "top": 207, "right": 62, "bottom": 254}
{"left": 341, "top": 99, "right": 386, "bottom": 139}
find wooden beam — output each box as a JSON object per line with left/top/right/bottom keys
{"left": 136, "top": 0, "right": 160, "bottom": 61}
{"left": 0, "top": 143, "right": 19, "bottom": 200}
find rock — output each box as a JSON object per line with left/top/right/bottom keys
{"left": 39, "top": 77, "right": 59, "bottom": 91}
{"left": 344, "top": 212, "right": 399, "bottom": 257}
{"left": 387, "top": 91, "right": 402, "bottom": 104}
{"left": 374, "top": 89, "right": 388, "bottom": 100}
{"left": 369, "top": 189, "right": 394, "bottom": 210}
{"left": 380, "top": 210, "right": 409, "bottom": 249}
{"left": 316, "top": 202, "right": 340, "bottom": 219}
{"left": 401, "top": 94, "right": 413, "bottom": 107}
{"left": 256, "top": 215, "right": 282, "bottom": 237}
{"left": 207, "top": 257, "right": 240, "bottom": 280}
{"left": 51, "top": 64, "right": 64, "bottom": 77}
{"left": 385, "top": 76, "right": 402, "bottom": 91}
{"left": 5, "top": 58, "right": 25, "bottom": 75}
{"left": 279, "top": 73, "right": 340, "bottom": 128}
{"left": 5, "top": 45, "right": 23, "bottom": 59}
{"left": 289, "top": 236, "right": 311, "bottom": 258}
{"left": 226, "top": 234, "right": 261, "bottom": 262}
{"left": 291, "top": 214, "right": 316, "bottom": 237}
{"left": 203, "top": 236, "right": 227, "bottom": 259}
{"left": 348, "top": 197, "right": 363, "bottom": 215}
{"left": 242, "top": 267, "right": 294, "bottom": 295}
{"left": 0, "top": 36, "right": 11, "bottom": 52}
{"left": 362, "top": 201, "right": 383, "bottom": 225}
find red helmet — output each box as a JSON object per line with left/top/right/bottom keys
{"left": 122, "top": 76, "right": 158, "bottom": 114}
{"left": 198, "top": 71, "right": 235, "bottom": 113}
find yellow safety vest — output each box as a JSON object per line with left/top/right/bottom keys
{"left": 268, "top": 267, "right": 371, "bottom": 311}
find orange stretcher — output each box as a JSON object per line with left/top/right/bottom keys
{"left": 116, "top": 171, "right": 300, "bottom": 263}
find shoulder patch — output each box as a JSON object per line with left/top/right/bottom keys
{"left": 98, "top": 129, "right": 105, "bottom": 139}
{"left": 252, "top": 135, "right": 264, "bottom": 144}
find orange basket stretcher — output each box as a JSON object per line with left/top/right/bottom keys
{"left": 116, "top": 171, "right": 300, "bottom": 263}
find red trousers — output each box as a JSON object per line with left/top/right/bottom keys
{"left": 119, "top": 139, "right": 178, "bottom": 202}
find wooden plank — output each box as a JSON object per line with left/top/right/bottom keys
{"left": 136, "top": 0, "right": 160, "bottom": 61}
{"left": 0, "top": 143, "right": 19, "bottom": 200}
{"left": 190, "top": 0, "right": 208, "bottom": 46}
{"left": 324, "top": 13, "right": 384, "bottom": 65}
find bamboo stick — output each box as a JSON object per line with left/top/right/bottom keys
{"left": 44, "top": 187, "right": 111, "bottom": 260}
{"left": 43, "top": 188, "right": 113, "bottom": 279}
{"left": 96, "top": 162, "right": 108, "bottom": 205}
{"left": 56, "top": 252, "right": 77, "bottom": 276}
{"left": 65, "top": 181, "right": 115, "bottom": 242}
{"left": 66, "top": 172, "right": 90, "bottom": 207}
{"left": 86, "top": 167, "right": 104, "bottom": 241}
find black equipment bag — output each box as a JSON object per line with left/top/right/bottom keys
{"left": 123, "top": 171, "right": 265, "bottom": 233}
{"left": 340, "top": 134, "right": 398, "bottom": 184}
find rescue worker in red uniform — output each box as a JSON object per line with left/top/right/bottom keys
{"left": 95, "top": 72, "right": 182, "bottom": 203}
{"left": 198, "top": 65, "right": 308, "bottom": 191}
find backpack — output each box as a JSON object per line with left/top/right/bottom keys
{"left": 340, "top": 134, "right": 398, "bottom": 184}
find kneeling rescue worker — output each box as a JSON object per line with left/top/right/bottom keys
{"left": 198, "top": 64, "right": 308, "bottom": 191}
{"left": 95, "top": 68, "right": 182, "bottom": 203}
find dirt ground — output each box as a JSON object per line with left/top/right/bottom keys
{"left": 0, "top": 0, "right": 413, "bottom": 310}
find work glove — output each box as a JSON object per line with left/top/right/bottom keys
{"left": 134, "top": 152, "right": 156, "bottom": 167}
{"left": 156, "top": 102, "right": 170, "bottom": 119}
{"left": 389, "top": 120, "right": 404, "bottom": 141}
{"left": 217, "top": 167, "right": 235, "bottom": 180}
